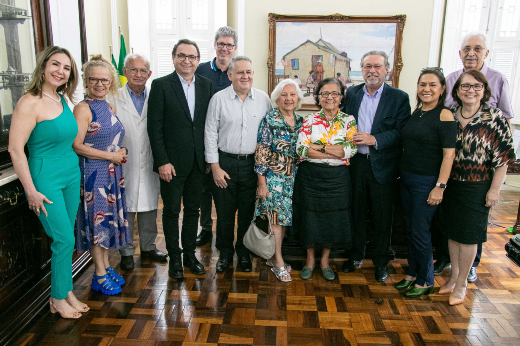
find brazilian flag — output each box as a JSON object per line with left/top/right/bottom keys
{"left": 118, "top": 34, "right": 127, "bottom": 86}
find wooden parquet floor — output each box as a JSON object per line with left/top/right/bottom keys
{"left": 13, "top": 190, "right": 520, "bottom": 346}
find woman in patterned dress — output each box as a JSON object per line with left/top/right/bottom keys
{"left": 73, "top": 55, "right": 131, "bottom": 295}
{"left": 255, "top": 79, "right": 304, "bottom": 282}
{"left": 294, "top": 78, "right": 357, "bottom": 281}
{"left": 439, "top": 70, "right": 515, "bottom": 305}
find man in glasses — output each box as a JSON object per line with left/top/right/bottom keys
{"left": 435, "top": 32, "right": 515, "bottom": 283}
{"left": 110, "top": 54, "right": 167, "bottom": 270}
{"left": 147, "top": 39, "right": 214, "bottom": 279}
{"left": 205, "top": 56, "right": 272, "bottom": 273}
{"left": 194, "top": 26, "right": 238, "bottom": 248}
{"left": 342, "top": 51, "right": 411, "bottom": 282}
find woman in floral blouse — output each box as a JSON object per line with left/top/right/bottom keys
{"left": 439, "top": 70, "right": 515, "bottom": 306}
{"left": 294, "top": 78, "right": 357, "bottom": 281}
{"left": 255, "top": 79, "right": 303, "bottom": 282}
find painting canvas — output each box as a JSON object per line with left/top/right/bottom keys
{"left": 268, "top": 14, "right": 406, "bottom": 110}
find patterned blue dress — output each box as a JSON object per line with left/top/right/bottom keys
{"left": 76, "top": 97, "right": 131, "bottom": 252}
{"left": 254, "top": 108, "right": 303, "bottom": 226}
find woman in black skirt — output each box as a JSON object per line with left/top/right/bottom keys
{"left": 440, "top": 69, "right": 515, "bottom": 305}
{"left": 294, "top": 78, "right": 357, "bottom": 281}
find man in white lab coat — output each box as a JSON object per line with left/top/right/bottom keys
{"left": 112, "top": 54, "right": 167, "bottom": 270}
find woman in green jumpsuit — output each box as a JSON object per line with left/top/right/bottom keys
{"left": 8, "top": 46, "right": 89, "bottom": 319}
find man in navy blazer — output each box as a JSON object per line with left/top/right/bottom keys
{"left": 342, "top": 51, "right": 411, "bottom": 282}
{"left": 148, "top": 39, "right": 214, "bottom": 279}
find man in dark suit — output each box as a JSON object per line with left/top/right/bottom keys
{"left": 148, "top": 39, "right": 214, "bottom": 279}
{"left": 342, "top": 51, "right": 411, "bottom": 282}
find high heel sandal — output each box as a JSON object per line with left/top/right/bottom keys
{"left": 106, "top": 266, "right": 125, "bottom": 285}
{"left": 66, "top": 297, "right": 90, "bottom": 312}
{"left": 271, "top": 267, "right": 292, "bottom": 282}
{"left": 91, "top": 273, "right": 122, "bottom": 295}
{"left": 266, "top": 259, "right": 292, "bottom": 273}
{"left": 49, "top": 298, "right": 81, "bottom": 319}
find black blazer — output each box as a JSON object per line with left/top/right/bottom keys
{"left": 147, "top": 71, "right": 214, "bottom": 178}
{"left": 342, "top": 83, "right": 411, "bottom": 184}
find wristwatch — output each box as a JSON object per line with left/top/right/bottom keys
{"left": 320, "top": 145, "right": 326, "bottom": 153}
{"left": 436, "top": 182, "right": 447, "bottom": 189}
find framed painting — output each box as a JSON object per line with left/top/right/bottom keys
{"left": 268, "top": 13, "right": 406, "bottom": 110}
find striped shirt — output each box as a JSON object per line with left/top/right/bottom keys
{"left": 205, "top": 85, "right": 272, "bottom": 163}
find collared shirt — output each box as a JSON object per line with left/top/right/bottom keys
{"left": 357, "top": 83, "right": 384, "bottom": 154}
{"left": 177, "top": 73, "right": 196, "bottom": 120}
{"left": 196, "top": 58, "right": 232, "bottom": 93}
{"left": 126, "top": 83, "right": 147, "bottom": 115}
{"left": 445, "top": 63, "right": 514, "bottom": 119}
{"left": 205, "top": 85, "right": 272, "bottom": 163}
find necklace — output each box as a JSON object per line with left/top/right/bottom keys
{"left": 419, "top": 107, "right": 434, "bottom": 117}
{"left": 42, "top": 91, "right": 60, "bottom": 102}
{"left": 459, "top": 105, "right": 481, "bottom": 119}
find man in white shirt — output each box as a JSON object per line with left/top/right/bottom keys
{"left": 205, "top": 56, "right": 272, "bottom": 273}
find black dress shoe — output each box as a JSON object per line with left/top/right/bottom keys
{"left": 467, "top": 267, "right": 477, "bottom": 283}
{"left": 375, "top": 266, "right": 389, "bottom": 282}
{"left": 343, "top": 260, "right": 363, "bottom": 273}
{"left": 195, "top": 230, "right": 213, "bottom": 246}
{"left": 237, "top": 256, "right": 252, "bottom": 272}
{"left": 216, "top": 257, "right": 230, "bottom": 273}
{"left": 120, "top": 255, "right": 134, "bottom": 270}
{"left": 183, "top": 253, "right": 205, "bottom": 275}
{"left": 141, "top": 249, "right": 168, "bottom": 262}
{"left": 433, "top": 260, "right": 451, "bottom": 276}
{"left": 168, "top": 257, "right": 184, "bottom": 279}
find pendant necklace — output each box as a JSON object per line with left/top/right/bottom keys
{"left": 459, "top": 106, "right": 481, "bottom": 119}
{"left": 42, "top": 91, "right": 60, "bottom": 102}
{"left": 419, "top": 107, "right": 434, "bottom": 117}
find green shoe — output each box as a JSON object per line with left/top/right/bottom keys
{"left": 405, "top": 285, "right": 434, "bottom": 298}
{"left": 321, "top": 267, "right": 335, "bottom": 281}
{"left": 300, "top": 266, "right": 313, "bottom": 280}
{"left": 394, "top": 279, "right": 415, "bottom": 290}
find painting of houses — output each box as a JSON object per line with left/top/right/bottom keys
{"left": 282, "top": 38, "right": 351, "bottom": 92}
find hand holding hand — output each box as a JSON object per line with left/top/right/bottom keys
{"left": 159, "top": 163, "right": 176, "bottom": 182}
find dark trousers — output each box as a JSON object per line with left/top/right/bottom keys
{"left": 400, "top": 171, "right": 438, "bottom": 286}
{"left": 160, "top": 163, "right": 204, "bottom": 258}
{"left": 199, "top": 171, "right": 214, "bottom": 231}
{"left": 211, "top": 153, "right": 256, "bottom": 260}
{"left": 350, "top": 154, "right": 395, "bottom": 267}
{"left": 433, "top": 211, "right": 483, "bottom": 267}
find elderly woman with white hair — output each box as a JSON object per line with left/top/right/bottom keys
{"left": 255, "top": 78, "right": 304, "bottom": 282}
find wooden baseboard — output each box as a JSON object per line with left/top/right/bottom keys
{"left": 0, "top": 252, "right": 91, "bottom": 346}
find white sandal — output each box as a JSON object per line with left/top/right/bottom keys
{"left": 266, "top": 259, "right": 292, "bottom": 273}
{"left": 271, "top": 267, "right": 292, "bottom": 282}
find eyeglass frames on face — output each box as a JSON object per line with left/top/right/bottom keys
{"left": 127, "top": 67, "right": 149, "bottom": 75}
{"left": 460, "top": 83, "right": 484, "bottom": 91}
{"left": 216, "top": 42, "right": 235, "bottom": 50}
{"left": 363, "top": 64, "right": 384, "bottom": 71}
{"left": 88, "top": 77, "right": 111, "bottom": 85}
{"left": 175, "top": 53, "right": 199, "bottom": 62}
{"left": 319, "top": 92, "right": 341, "bottom": 99}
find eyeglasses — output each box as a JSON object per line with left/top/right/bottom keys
{"left": 462, "top": 46, "right": 486, "bottom": 53}
{"left": 216, "top": 42, "right": 235, "bottom": 50}
{"left": 175, "top": 53, "right": 199, "bottom": 62}
{"left": 363, "top": 64, "right": 384, "bottom": 70}
{"left": 127, "top": 67, "right": 150, "bottom": 75}
{"left": 88, "top": 77, "right": 111, "bottom": 85}
{"left": 460, "top": 83, "right": 484, "bottom": 91}
{"left": 319, "top": 92, "right": 341, "bottom": 99}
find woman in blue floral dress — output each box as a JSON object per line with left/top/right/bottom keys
{"left": 73, "top": 55, "right": 130, "bottom": 295}
{"left": 255, "top": 79, "right": 303, "bottom": 282}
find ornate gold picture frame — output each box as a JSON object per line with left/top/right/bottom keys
{"left": 268, "top": 13, "right": 406, "bottom": 110}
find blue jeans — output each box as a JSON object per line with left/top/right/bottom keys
{"left": 400, "top": 171, "right": 438, "bottom": 286}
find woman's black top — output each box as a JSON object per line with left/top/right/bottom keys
{"left": 400, "top": 106, "right": 457, "bottom": 176}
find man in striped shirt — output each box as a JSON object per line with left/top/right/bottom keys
{"left": 204, "top": 56, "right": 272, "bottom": 273}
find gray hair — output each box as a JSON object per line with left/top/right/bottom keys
{"left": 228, "top": 56, "right": 253, "bottom": 73}
{"left": 124, "top": 53, "right": 151, "bottom": 70}
{"left": 214, "top": 26, "right": 238, "bottom": 46}
{"left": 270, "top": 79, "right": 304, "bottom": 109}
{"left": 360, "top": 50, "right": 391, "bottom": 70}
{"left": 461, "top": 31, "right": 488, "bottom": 49}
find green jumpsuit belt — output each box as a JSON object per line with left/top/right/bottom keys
{"left": 27, "top": 96, "right": 80, "bottom": 299}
